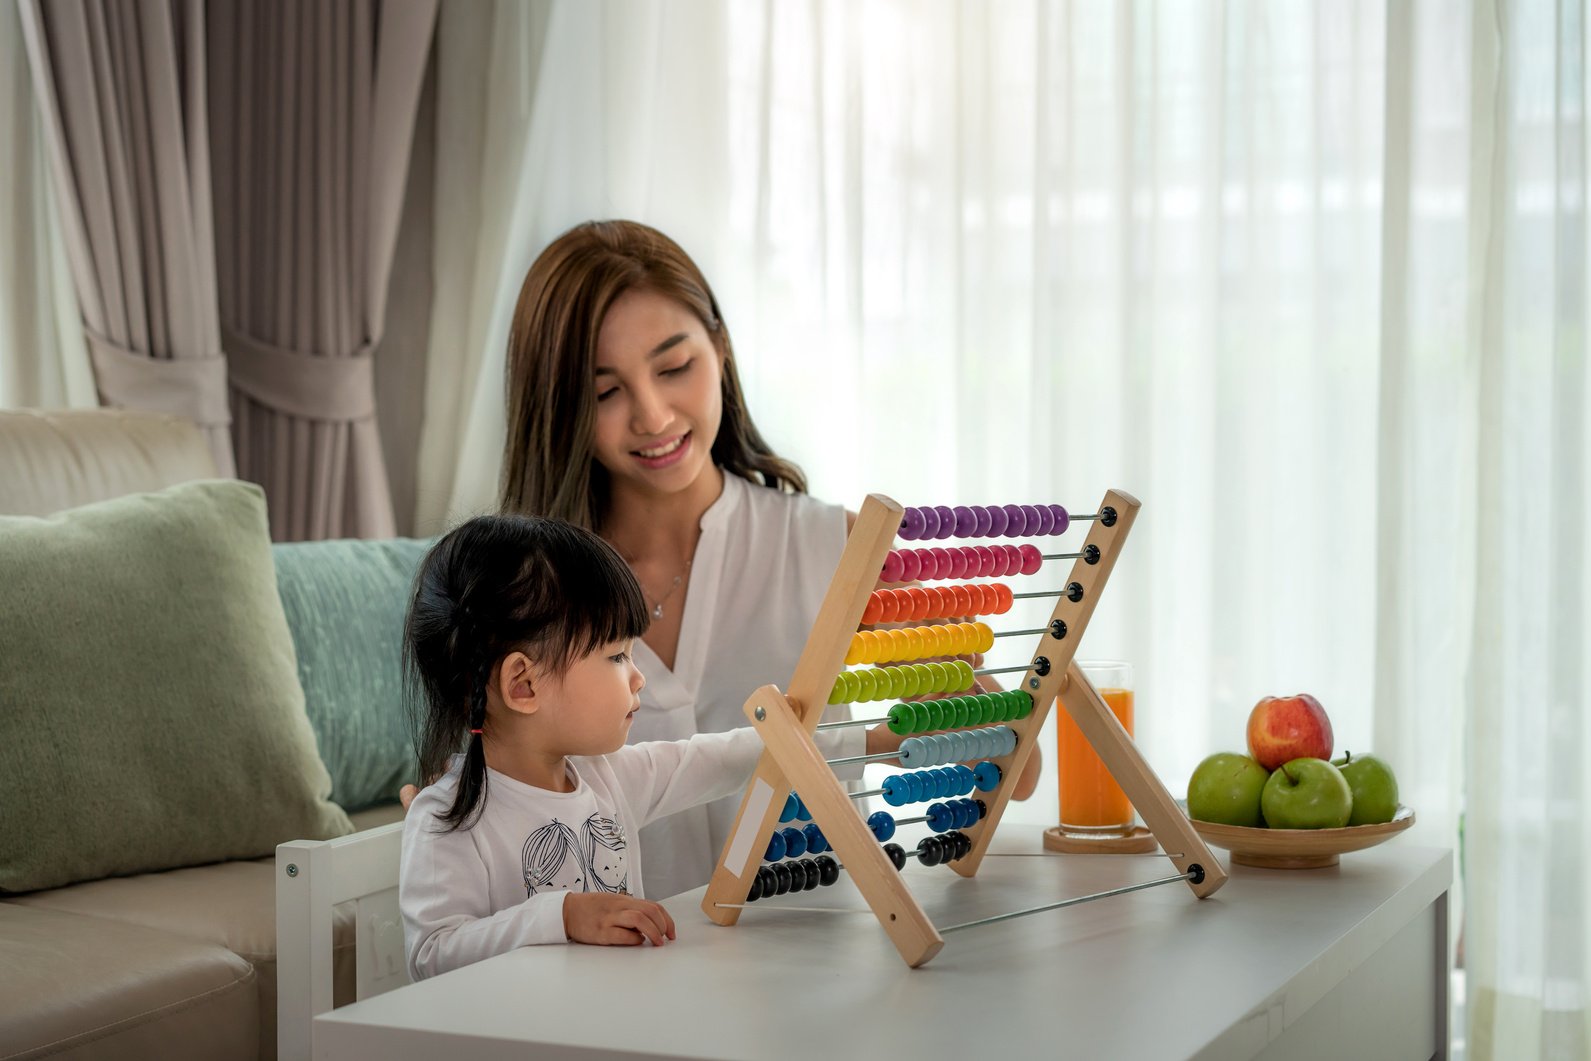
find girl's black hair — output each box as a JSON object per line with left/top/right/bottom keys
{"left": 404, "top": 514, "right": 650, "bottom": 830}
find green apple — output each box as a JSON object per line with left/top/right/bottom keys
{"left": 1186, "top": 753, "right": 1270, "bottom": 827}
{"left": 1260, "top": 757, "right": 1353, "bottom": 829}
{"left": 1332, "top": 751, "right": 1399, "bottom": 825}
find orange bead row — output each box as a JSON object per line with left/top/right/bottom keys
{"left": 861, "top": 582, "right": 1014, "bottom": 626}
{"left": 845, "top": 621, "right": 996, "bottom": 666}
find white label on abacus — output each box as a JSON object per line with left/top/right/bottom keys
{"left": 724, "top": 779, "right": 776, "bottom": 875}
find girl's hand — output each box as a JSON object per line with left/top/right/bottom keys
{"left": 399, "top": 784, "right": 419, "bottom": 810}
{"left": 563, "top": 893, "right": 677, "bottom": 947}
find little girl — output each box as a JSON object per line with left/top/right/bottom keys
{"left": 400, "top": 513, "right": 883, "bottom": 980}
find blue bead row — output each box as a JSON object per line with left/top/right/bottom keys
{"left": 867, "top": 798, "right": 985, "bottom": 841}
{"left": 898, "top": 726, "right": 1017, "bottom": 769}
{"left": 777, "top": 792, "right": 814, "bottom": 823}
{"left": 880, "top": 761, "right": 1003, "bottom": 806}
{"left": 764, "top": 822, "right": 829, "bottom": 862}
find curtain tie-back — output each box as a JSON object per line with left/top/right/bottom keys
{"left": 223, "top": 328, "right": 377, "bottom": 423}
{"left": 85, "top": 329, "right": 232, "bottom": 429}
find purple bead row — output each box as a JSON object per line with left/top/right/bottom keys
{"left": 899, "top": 503, "right": 1069, "bottom": 542}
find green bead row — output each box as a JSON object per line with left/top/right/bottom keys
{"left": 827, "top": 660, "right": 979, "bottom": 705}
{"left": 885, "top": 690, "right": 1034, "bottom": 735}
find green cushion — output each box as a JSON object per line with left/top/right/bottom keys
{"left": 272, "top": 538, "right": 429, "bottom": 811}
{"left": 0, "top": 480, "right": 353, "bottom": 894}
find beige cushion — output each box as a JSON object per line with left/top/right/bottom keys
{"left": 3, "top": 804, "right": 402, "bottom": 1061}
{"left": 0, "top": 480, "right": 353, "bottom": 893}
{"left": 0, "top": 409, "right": 215, "bottom": 517}
{"left": 0, "top": 903, "right": 257, "bottom": 1061}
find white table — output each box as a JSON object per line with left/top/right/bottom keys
{"left": 315, "top": 827, "right": 1452, "bottom": 1060}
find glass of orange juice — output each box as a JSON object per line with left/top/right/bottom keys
{"left": 1056, "top": 660, "right": 1135, "bottom": 837}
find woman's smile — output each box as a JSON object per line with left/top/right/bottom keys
{"left": 631, "top": 430, "right": 692, "bottom": 470}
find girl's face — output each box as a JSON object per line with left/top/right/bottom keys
{"left": 591, "top": 288, "right": 724, "bottom": 505}
{"left": 536, "top": 640, "right": 646, "bottom": 756}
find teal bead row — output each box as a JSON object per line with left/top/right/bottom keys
{"left": 883, "top": 689, "right": 1033, "bottom": 735}
{"left": 827, "top": 659, "right": 977, "bottom": 704}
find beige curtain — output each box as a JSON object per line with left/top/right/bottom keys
{"left": 208, "top": 0, "right": 436, "bottom": 540}
{"left": 16, "top": 0, "right": 233, "bottom": 475}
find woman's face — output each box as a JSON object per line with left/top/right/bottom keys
{"left": 591, "top": 287, "right": 724, "bottom": 504}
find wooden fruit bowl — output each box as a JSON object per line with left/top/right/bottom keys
{"left": 1186, "top": 805, "right": 1416, "bottom": 869}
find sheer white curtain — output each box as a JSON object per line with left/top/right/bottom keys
{"left": 0, "top": 0, "right": 92, "bottom": 409}
{"left": 420, "top": 4, "right": 1586, "bottom": 1055}
{"left": 1465, "top": 2, "right": 1591, "bottom": 1056}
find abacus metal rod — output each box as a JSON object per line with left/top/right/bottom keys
{"left": 827, "top": 749, "right": 909, "bottom": 767}
{"left": 973, "top": 664, "right": 1032, "bottom": 676}
{"left": 1010, "top": 588, "right": 1074, "bottom": 600}
{"left": 991, "top": 626, "right": 1053, "bottom": 639}
{"left": 936, "top": 869, "right": 1200, "bottom": 934}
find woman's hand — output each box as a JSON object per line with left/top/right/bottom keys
{"left": 562, "top": 893, "right": 677, "bottom": 947}
{"left": 1010, "top": 742, "right": 1042, "bottom": 801}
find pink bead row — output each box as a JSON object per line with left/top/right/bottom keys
{"left": 899, "top": 503, "right": 1068, "bottom": 542}
{"left": 881, "top": 544, "right": 1042, "bottom": 584}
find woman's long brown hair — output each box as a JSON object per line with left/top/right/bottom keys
{"left": 501, "top": 220, "right": 806, "bottom": 530}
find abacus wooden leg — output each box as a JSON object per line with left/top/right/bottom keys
{"left": 741, "top": 685, "right": 944, "bottom": 968}
{"left": 1058, "top": 663, "right": 1228, "bottom": 898}
{"left": 700, "top": 743, "right": 801, "bottom": 927}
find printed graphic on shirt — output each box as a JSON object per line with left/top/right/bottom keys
{"left": 521, "top": 815, "right": 628, "bottom": 897}
{"left": 583, "top": 815, "right": 628, "bottom": 894}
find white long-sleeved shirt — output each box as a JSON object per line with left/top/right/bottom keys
{"left": 400, "top": 728, "right": 763, "bottom": 980}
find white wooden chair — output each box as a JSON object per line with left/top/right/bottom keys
{"left": 275, "top": 822, "right": 407, "bottom": 1060}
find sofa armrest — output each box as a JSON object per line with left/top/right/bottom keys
{"left": 276, "top": 820, "right": 406, "bottom": 1061}
{"left": 0, "top": 408, "right": 216, "bottom": 515}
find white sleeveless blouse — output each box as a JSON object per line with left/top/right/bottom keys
{"left": 628, "top": 472, "right": 862, "bottom": 900}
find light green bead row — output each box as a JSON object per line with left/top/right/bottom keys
{"left": 827, "top": 660, "right": 977, "bottom": 704}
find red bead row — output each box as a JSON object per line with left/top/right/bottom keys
{"left": 881, "top": 544, "right": 1042, "bottom": 584}
{"left": 861, "top": 583, "right": 1014, "bottom": 625}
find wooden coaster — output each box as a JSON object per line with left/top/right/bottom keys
{"left": 1042, "top": 825, "right": 1159, "bottom": 854}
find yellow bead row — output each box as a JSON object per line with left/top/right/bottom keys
{"left": 844, "top": 621, "right": 995, "bottom": 666}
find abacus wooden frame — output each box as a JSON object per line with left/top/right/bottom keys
{"left": 700, "top": 489, "right": 1227, "bottom": 967}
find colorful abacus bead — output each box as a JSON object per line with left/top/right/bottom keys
{"left": 867, "top": 810, "right": 896, "bottom": 842}
{"left": 973, "top": 761, "right": 1003, "bottom": 791}
{"left": 765, "top": 831, "right": 787, "bottom": 861}
{"left": 781, "top": 827, "right": 807, "bottom": 859}
{"left": 803, "top": 823, "right": 827, "bottom": 854}
{"left": 884, "top": 842, "right": 908, "bottom": 870}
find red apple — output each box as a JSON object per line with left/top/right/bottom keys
{"left": 1245, "top": 694, "right": 1334, "bottom": 771}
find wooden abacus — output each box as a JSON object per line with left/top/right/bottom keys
{"left": 700, "top": 490, "right": 1228, "bottom": 967}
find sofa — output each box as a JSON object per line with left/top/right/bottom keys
{"left": 0, "top": 409, "right": 417, "bottom": 1061}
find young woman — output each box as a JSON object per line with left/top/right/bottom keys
{"left": 494, "top": 220, "right": 1038, "bottom": 901}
